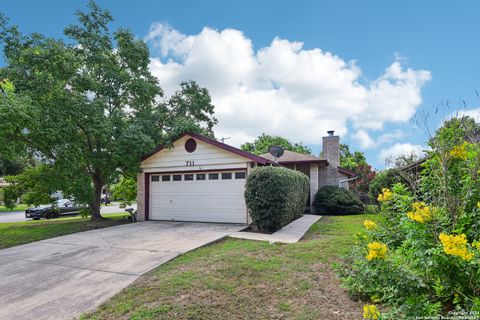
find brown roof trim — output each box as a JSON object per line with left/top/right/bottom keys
{"left": 401, "top": 157, "right": 427, "bottom": 172}
{"left": 277, "top": 159, "right": 329, "bottom": 165}
{"left": 140, "top": 132, "right": 274, "bottom": 165}
{"left": 337, "top": 166, "right": 357, "bottom": 177}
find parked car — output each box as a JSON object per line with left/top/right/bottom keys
{"left": 25, "top": 199, "right": 86, "bottom": 220}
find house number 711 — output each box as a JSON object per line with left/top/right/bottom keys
{"left": 185, "top": 160, "right": 195, "bottom": 166}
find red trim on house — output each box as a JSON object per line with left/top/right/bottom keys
{"left": 144, "top": 173, "right": 150, "bottom": 221}
{"left": 140, "top": 132, "right": 273, "bottom": 165}
{"left": 337, "top": 166, "right": 357, "bottom": 177}
{"left": 145, "top": 168, "right": 247, "bottom": 175}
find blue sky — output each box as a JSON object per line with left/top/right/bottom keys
{"left": 2, "top": 0, "right": 480, "bottom": 168}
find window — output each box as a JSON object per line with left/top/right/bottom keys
{"left": 184, "top": 138, "right": 197, "bottom": 153}
{"left": 161, "top": 175, "right": 170, "bottom": 182}
{"left": 151, "top": 175, "right": 159, "bottom": 182}
{"left": 196, "top": 173, "right": 206, "bottom": 181}
{"left": 208, "top": 173, "right": 219, "bottom": 180}
{"left": 184, "top": 174, "right": 194, "bottom": 181}
{"left": 235, "top": 172, "right": 246, "bottom": 179}
{"left": 173, "top": 174, "right": 182, "bottom": 181}
{"left": 221, "top": 172, "right": 232, "bottom": 180}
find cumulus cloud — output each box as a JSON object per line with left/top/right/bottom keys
{"left": 146, "top": 23, "right": 431, "bottom": 147}
{"left": 379, "top": 143, "right": 425, "bottom": 167}
{"left": 353, "top": 129, "right": 376, "bottom": 149}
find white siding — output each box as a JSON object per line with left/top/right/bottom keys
{"left": 141, "top": 136, "right": 249, "bottom": 172}
{"left": 141, "top": 135, "right": 252, "bottom": 223}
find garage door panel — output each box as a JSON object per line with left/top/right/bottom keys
{"left": 149, "top": 172, "right": 247, "bottom": 223}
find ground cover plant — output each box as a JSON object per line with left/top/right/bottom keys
{"left": 338, "top": 116, "right": 480, "bottom": 319}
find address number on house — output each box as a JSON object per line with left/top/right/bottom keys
{"left": 185, "top": 160, "right": 195, "bottom": 166}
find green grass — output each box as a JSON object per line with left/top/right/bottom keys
{"left": 0, "top": 204, "right": 29, "bottom": 212}
{"left": 0, "top": 213, "right": 126, "bottom": 249}
{"left": 82, "top": 214, "right": 380, "bottom": 320}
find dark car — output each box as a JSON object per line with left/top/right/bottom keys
{"left": 25, "top": 199, "right": 86, "bottom": 220}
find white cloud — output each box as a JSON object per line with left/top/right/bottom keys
{"left": 445, "top": 108, "right": 480, "bottom": 123}
{"left": 377, "top": 130, "right": 404, "bottom": 144}
{"left": 353, "top": 129, "right": 376, "bottom": 149}
{"left": 146, "top": 23, "right": 431, "bottom": 147}
{"left": 379, "top": 143, "right": 425, "bottom": 167}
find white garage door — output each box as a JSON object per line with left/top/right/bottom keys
{"left": 149, "top": 171, "right": 247, "bottom": 223}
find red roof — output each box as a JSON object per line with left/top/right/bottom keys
{"left": 140, "top": 132, "right": 274, "bottom": 165}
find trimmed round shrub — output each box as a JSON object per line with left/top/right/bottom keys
{"left": 245, "top": 166, "right": 309, "bottom": 232}
{"left": 313, "top": 185, "right": 364, "bottom": 215}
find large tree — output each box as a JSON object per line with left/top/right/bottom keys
{"left": 339, "top": 143, "right": 368, "bottom": 171}
{"left": 241, "top": 133, "right": 312, "bottom": 155}
{"left": 0, "top": 2, "right": 216, "bottom": 220}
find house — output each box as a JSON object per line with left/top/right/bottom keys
{"left": 136, "top": 131, "right": 355, "bottom": 223}
{"left": 260, "top": 131, "right": 356, "bottom": 210}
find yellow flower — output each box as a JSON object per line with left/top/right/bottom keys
{"left": 377, "top": 188, "right": 392, "bottom": 202}
{"left": 439, "top": 233, "right": 474, "bottom": 261}
{"left": 366, "top": 242, "right": 388, "bottom": 261}
{"left": 477, "top": 202, "right": 480, "bottom": 209}
{"left": 407, "top": 202, "right": 432, "bottom": 223}
{"left": 450, "top": 142, "right": 468, "bottom": 160}
{"left": 364, "top": 219, "right": 377, "bottom": 230}
{"left": 363, "top": 304, "right": 380, "bottom": 320}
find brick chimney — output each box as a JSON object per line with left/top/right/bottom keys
{"left": 322, "top": 130, "right": 340, "bottom": 167}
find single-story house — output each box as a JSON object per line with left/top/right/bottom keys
{"left": 136, "top": 131, "right": 355, "bottom": 224}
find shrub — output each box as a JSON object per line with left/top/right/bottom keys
{"left": 313, "top": 185, "right": 364, "bottom": 215}
{"left": 244, "top": 166, "right": 309, "bottom": 232}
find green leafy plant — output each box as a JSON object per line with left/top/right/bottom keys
{"left": 244, "top": 166, "right": 309, "bottom": 232}
{"left": 338, "top": 116, "right": 480, "bottom": 318}
{"left": 313, "top": 185, "right": 364, "bottom": 215}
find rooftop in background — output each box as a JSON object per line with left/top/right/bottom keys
{"left": 260, "top": 150, "right": 328, "bottom": 164}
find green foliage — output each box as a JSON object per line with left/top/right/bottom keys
{"left": 368, "top": 169, "right": 404, "bottom": 202}
{"left": 2, "top": 165, "right": 58, "bottom": 208}
{"left": 0, "top": 2, "right": 216, "bottom": 220}
{"left": 313, "top": 186, "right": 364, "bottom": 215}
{"left": 111, "top": 176, "right": 137, "bottom": 207}
{"left": 338, "top": 116, "right": 480, "bottom": 318}
{"left": 241, "top": 133, "right": 311, "bottom": 155}
{"left": 244, "top": 167, "right": 309, "bottom": 232}
{"left": 340, "top": 144, "right": 368, "bottom": 171}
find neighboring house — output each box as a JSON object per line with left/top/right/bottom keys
{"left": 136, "top": 131, "right": 355, "bottom": 224}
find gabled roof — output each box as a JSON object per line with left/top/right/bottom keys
{"left": 260, "top": 150, "right": 328, "bottom": 165}
{"left": 140, "top": 132, "right": 274, "bottom": 165}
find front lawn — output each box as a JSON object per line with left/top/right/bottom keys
{"left": 0, "top": 204, "right": 29, "bottom": 212}
{"left": 0, "top": 213, "right": 126, "bottom": 249}
{"left": 82, "top": 214, "right": 378, "bottom": 320}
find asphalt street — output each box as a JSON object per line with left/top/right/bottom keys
{"left": 0, "top": 204, "right": 137, "bottom": 223}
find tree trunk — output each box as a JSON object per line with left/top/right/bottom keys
{"left": 90, "top": 174, "right": 104, "bottom": 221}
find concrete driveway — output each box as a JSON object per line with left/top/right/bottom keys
{"left": 0, "top": 221, "right": 245, "bottom": 320}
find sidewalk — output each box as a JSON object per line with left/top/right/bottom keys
{"left": 229, "top": 214, "right": 322, "bottom": 243}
